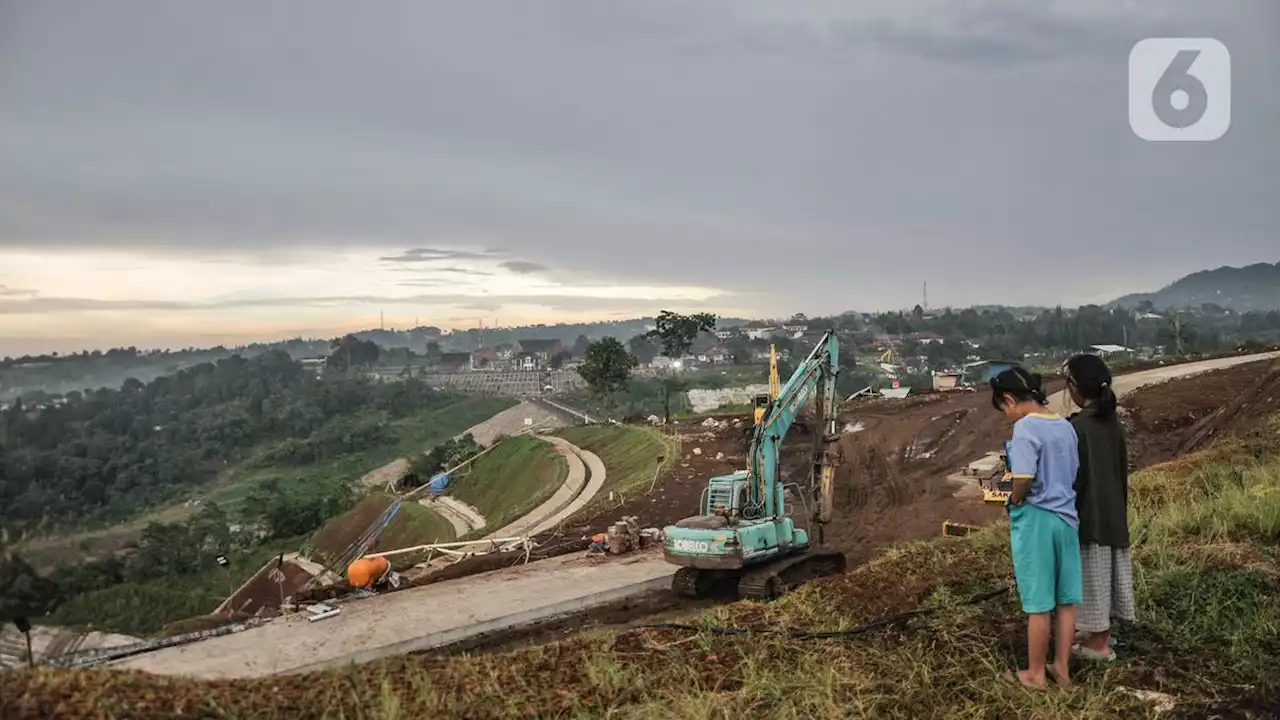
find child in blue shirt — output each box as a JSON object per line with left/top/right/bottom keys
{"left": 991, "top": 366, "right": 1082, "bottom": 689}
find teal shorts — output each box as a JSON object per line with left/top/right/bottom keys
{"left": 1009, "top": 502, "right": 1083, "bottom": 613}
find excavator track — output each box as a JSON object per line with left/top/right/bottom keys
{"left": 672, "top": 567, "right": 708, "bottom": 598}
{"left": 736, "top": 550, "right": 847, "bottom": 601}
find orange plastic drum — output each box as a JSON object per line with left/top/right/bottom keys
{"left": 347, "top": 556, "right": 391, "bottom": 588}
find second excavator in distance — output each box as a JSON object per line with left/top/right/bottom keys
{"left": 662, "top": 331, "right": 847, "bottom": 600}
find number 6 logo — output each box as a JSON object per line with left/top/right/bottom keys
{"left": 1129, "top": 38, "right": 1231, "bottom": 142}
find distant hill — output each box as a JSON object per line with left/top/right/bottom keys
{"left": 1111, "top": 262, "right": 1280, "bottom": 312}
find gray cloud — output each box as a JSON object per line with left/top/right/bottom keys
{"left": 393, "top": 279, "right": 451, "bottom": 288}
{"left": 0, "top": 0, "right": 1275, "bottom": 330}
{"left": 0, "top": 285, "right": 36, "bottom": 297}
{"left": 435, "top": 267, "right": 495, "bottom": 277}
{"left": 378, "top": 247, "right": 503, "bottom": 264}
{"left": 0, "top": 292, "right": 703, "bottom": 315}
{"left": 499, "top": 260, "right": 550, "bottom": 274}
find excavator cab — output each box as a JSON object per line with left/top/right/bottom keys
{"left": 753, "top": 393, "right": 770, "bottom": 425}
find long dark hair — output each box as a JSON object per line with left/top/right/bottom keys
{"left": 990, "top": 366, "right": 1047, "bottom": 410}
{"left": 1065, "top": 353, "right": 1117, "bottom": 418}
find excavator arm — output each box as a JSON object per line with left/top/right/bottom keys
{"left": 746, "top": 331, "right": 840, "bottom": 528}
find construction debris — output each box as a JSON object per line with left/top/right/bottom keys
{"left": 305, "top": 604, "right": 341, "bottom": 623}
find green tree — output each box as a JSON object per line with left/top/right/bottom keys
{"left": 1160, "top": 313, "right": 1197, "bottom": 356}
{"left": 0, "top": 552, "right": 59, "bottom": 620}
{"left": 578, "top": 338, "right": 637, "bottom": 411}
{"left": 627, "top": 334, "right": 659, "bottom": 365}
{"left": 326, "top": 335, "right": 380, "bottom": 371}
{"left": 648, "top": 310, "right": 717, "bottom": 423}
{"left": 244, "top": 475, "right": 355, "bottom": 539}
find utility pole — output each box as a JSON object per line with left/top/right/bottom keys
{"left": 380, "top": 310, "right": 385, "bottom": 331}
{"left": 923, "top": 282, "right": 928, "bottom": 312}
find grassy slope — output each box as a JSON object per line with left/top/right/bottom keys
{"left": 16, "top": 397, "right": 512, "bottom": 567}
{"left": 208, "top": 396, "right": 516, "bottom": 517}
{"left": 9, "top": 421, "right": 1279, "bottom": 718}
{"left": 449, "top": 436, "right": 567, "bottom": 533}
{"left": 311, "top": 493, "right": 457, "bottom": 565}
{"left": 40, "top": 535, "right": 309, "bottom": 638}
{"left": 556, "top": 425, "right": 680, "bottom": 522}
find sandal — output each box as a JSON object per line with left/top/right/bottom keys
{"left": 1071, "top": 643, "right": 1116, "bottom": 662}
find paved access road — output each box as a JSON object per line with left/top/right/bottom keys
{"left": 1046, "top": 351, "right": 1280, "bottom": 414}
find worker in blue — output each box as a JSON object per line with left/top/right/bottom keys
{"left": 991, "top": 366, "right": 1082, "bottom": 690}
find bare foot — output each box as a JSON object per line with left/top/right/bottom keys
{"left": 1003, "top": 669, "right": 1047, "bottom": 690}
{"left": 1048, "top": 663, "right": 1072, "bottom": 688}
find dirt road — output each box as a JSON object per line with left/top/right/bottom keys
{"left": 1047, "top": 351, "right": 1280, "bottom": 414}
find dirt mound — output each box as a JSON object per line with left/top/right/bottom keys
{"left": 1123, "top": 358, "right": 1280, "bottom": 467}
{"left": 218, "top": 557, "right": 314, "bottom": 616}
{"left": 821, "top": 390, "right": 1028, "bottom": 563}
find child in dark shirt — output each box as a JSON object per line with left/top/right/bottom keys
{"left": 1065, "top": 353, "right": 1135, "bottom": 662}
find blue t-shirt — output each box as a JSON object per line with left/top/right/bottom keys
{"left": 1009, "top": 413, "right": 1080, "bottom": 528}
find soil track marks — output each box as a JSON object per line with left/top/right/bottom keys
{"left": 823, "top": 391, "right": 1030, "bottom": 564}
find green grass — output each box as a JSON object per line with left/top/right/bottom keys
{"left": 15, "top": 398, "right": 514, "bottom": 566}
{"left": 380, "top": 499, "right": 458, "bottom": 550}
{"left": 214, "top": 397, "right": 515, "bottom": 518}
{"left": 557, "top": 425, "right": 680, "bottom": 521}
{"left": 311, "top": 493, "right": 456, "bottom": 564}
{"left": 41, "top": 535, "right": 308, "bottom": 638}
{"left": 11, "top": 422, "right": 1280, "bottom": 718}
{"left": 449, "top": 436, "right": 568, "bottom": 532}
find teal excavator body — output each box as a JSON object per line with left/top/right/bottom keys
{"left": 662, "top": 331, "right": 847, "bottom": 600}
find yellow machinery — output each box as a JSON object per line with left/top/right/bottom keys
{"left": 941, "top": 520, "right": 981, "bottom": 537}
{"left": 753, "top": 345, "right": 782, "bottom": 425}
{"left": 981, "top": 440, "right": 1014, "bottom": 504}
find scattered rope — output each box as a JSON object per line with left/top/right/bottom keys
{"left": 636, "top": 584, "right": 1013, "bottom": 640}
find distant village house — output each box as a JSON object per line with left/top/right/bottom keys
{"left": 512, "top": 338, "right": 565, "bottom": 371}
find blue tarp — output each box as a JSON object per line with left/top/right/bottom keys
{"left": 427, "top": 472, "right": 450, "bottom": 492}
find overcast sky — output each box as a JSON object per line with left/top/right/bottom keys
{"left": 1, "top": 1, "right": 1276, "bottom": 354}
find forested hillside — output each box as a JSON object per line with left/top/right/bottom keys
{"left": 0, "top": 350, "right": 468, "bottom": 536}
{"left": 1112, "top": 261, "right": 1280, "bottom": 312}
{"left": 0, "top": 339, "right": 331, "bottom": 401}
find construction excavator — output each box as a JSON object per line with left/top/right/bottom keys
{"left": 753, "top": 344, "right": 782, "bottom": 426}
{"left": 664, "top": 331, "right": 847, "bottom": 600}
